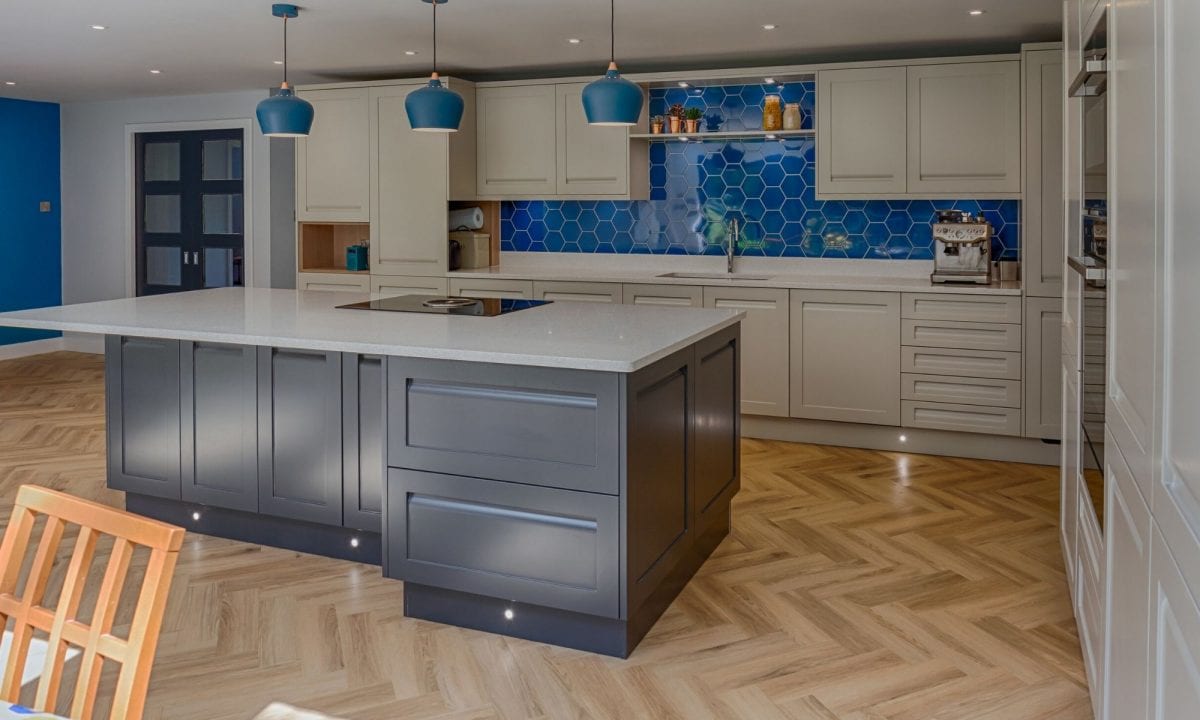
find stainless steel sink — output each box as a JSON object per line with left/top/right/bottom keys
{"left": 657, "top": 272, "right": 773, "bottom": 281}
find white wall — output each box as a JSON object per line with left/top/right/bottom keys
{"left": 60, "top": 89, "right": 273, "bottom": 303}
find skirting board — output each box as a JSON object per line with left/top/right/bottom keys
{"left": 0, "top": 337, "right": 65, "bottom": 360}
{"left": 742, "top": 416, "right": 1061, "bottom": 466}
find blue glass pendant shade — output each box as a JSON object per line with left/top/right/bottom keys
{"left": 257, "top": 86, "right": 314, "bottom": 137}
{"left": 583, "top": 63, "right": 643, "bottom": 126}
{"left": 405, "top": 74, "right": 464, "bottom": 132}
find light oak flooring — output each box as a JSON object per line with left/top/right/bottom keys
{"left": 0, "top": 352, "right": 1093, "bottom": 719}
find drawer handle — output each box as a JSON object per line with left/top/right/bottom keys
{"left": 410, "top": 495, "right": 598, "bottom": 532}
{"left": 408, "top": 380, "right": 598, "bottom": 409}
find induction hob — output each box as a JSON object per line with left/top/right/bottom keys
{"left": 336, "top": 294, "right": 552, "bottom": 317}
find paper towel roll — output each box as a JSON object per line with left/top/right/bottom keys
{"left": 448, "top": 207, "right": 485, "bottom": 231}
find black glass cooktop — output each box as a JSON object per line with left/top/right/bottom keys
{"left": 337, "top": 294, "right": 552, "bottom": 317}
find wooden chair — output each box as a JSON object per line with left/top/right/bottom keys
{"left": 0, "top": 486, "right": 184, "bottom": 719}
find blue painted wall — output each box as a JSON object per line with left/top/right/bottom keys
{"left": 0, "top": 98, "right": 61, "bottom": 345}
{"left": 502, "top": 81, "right": 1019, "bottom": 260}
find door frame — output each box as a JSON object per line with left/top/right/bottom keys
{"left": 124, "top": 119, "right": 255, "bottom": 298}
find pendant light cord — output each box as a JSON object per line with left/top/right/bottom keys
{"left": 432, "top": 0, "right": 439, "bottom": 75}
{"left": 282, "top": 15, "right": 289, "bottom": 87}
{"left": 610, "top": 0, "right": 615, "bottom": 64}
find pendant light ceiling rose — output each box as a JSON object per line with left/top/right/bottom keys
{"left": 256, "top": 3, "right": 314, "bottom": 137}
{"left": 406, "top": 0, "right": 464, "bottom": 132}
{"left": 582, "top": 0, "right": 643, "bottom": 126}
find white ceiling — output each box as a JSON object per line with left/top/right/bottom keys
{"left": 0, "top": 0, "right": 1061, "bottom": 103}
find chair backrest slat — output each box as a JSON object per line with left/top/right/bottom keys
{"left": 0, "top": 486, "right": 184, "bottom": 720}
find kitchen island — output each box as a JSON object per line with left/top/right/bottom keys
{"left": 0, "top": 288, "right": 743, "bottom": 657}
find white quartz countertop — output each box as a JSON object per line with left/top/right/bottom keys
{"left": 0, "top": 288, "right": 743, "bottom": 373}
{"left": 448, "top": 253, "right": 1022, "bottom": 295}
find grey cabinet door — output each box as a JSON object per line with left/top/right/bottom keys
{"left": 258, "top": 348, "right": 343, "bottom": 525}
{"left": 105, "top": 336, "right": 181, "bottom": 500}
{"left": 180, "top": 341, "right": 258, "bottom": 512}
{"left": 343, "top": 354, "right": 383, "bottom": 532}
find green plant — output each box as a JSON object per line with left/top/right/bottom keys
{"left": 684, "top": 106, "right": 704, "bottom": 121}
{"left": 668, "top": 103, "right": 685, "bottom": 118}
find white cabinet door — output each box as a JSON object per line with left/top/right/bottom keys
{"left": 703, "top": 287, "right": 789, "bottom": 417}
{"left": 906, "top": 62, "right": 1022, "bottom": 196}
{"left": 1024, "top": 48, "right": 1066, "bottom": 298}
{"left": 477, "top": 85, "right": 557, "bottom": 197}
{"left": 622, "top": 284, "right": 702, "bottom": 307}
{"left": 1103, "top": 440, "right": 1151, "bottom": 720}
{"left": 556, "top": 83, "right": 630, "bottom": 197}
{"left": 296, "top": 88, "right": 370, "bottom": 221}
{"left": 448, "top": 277, "right": 534, "bottom": 299}
{"left": 370, "top": 85, "right": 449, "bottom": 277}
{"left": 1062, "top": 364, "right": 1081, "bottom": 599}
{"left": 1024, "top": 297, "right": 1063, "bottom": 440}
{"left": 297, "top": 271, "right": 370, "bottom": 293}
{"left": 789, "top": 290, "right": 900, "bottom": 426}
{"left": 533, "top": 281, "right": 622, "bottom": 303}
{"left": 1148, "top": 528, "right": 1200, "bottom": 720}
{"left": 816, "top": 67, "right": 908, "bottom": 197}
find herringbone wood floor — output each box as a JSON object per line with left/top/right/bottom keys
{"left": 0, "top": 352, "right": 1092, "bottom": 720}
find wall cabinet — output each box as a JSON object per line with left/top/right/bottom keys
{"left": 448, "top": 277, "right": 534, "bottom": 299}
{"left": 703, "top": 286, "right": 789, "bottom": 417}
{"left": 556, "top": 83, "right": 642, "bottom": 197}
{"left": 1024, "top": 297, "right": 1063, "bottom": 440}
{"left": 790, "top": 290, "right": 900, "bottom": 425}
{"left": 1023, "top": 47, "right": 1066, "bottom": 297}
{"left": 257, "top": 348, "right": 344, "bottom": 526}
{"left": 816, "top": 67, "right": 908, "bottom": 197}
{"left": 476, "top": 84, "right": 558, "bottom": 197}
{"left": 295, "top": 88, "right": 371, "bottom": 222}
{"left": 533, "top": 281, "right": 622, "bottom": 303}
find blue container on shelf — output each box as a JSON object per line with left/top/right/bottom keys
{"left": 346, "top": 244, "right": 369, "bottom": 272}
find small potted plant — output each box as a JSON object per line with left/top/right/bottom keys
{"left": 650, "top": 115, "right": 665, "bottom": 134}
{"left": 684, "top": 107, "right": 704, "bottom": 133}
{"left": 668, "top": 103, "right": 685, "bottom": 133}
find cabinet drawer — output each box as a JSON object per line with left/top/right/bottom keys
{"left": 533, "top": 281, "right": 623, "bottom": 303}
{"left": 901, "top": 400, "right": 1022, "bottom": 436}
{"left": 901, "top": 293, "right": 1022, "bottom": 324}
{"left": 901, "top": 319, "right": 1022, "bottom": 351}
{"left": 448, "top": 277, "right": 534, "bottom": 299}
{"left": 387, "top": 358, "right": 620, "bottom": 494}
{"left": 386, "top": 469, "right": 620, "bottom": 618}
{"left": 901, "top": 373, "right": 1021, "bottom": 408}
{"left": 622, "top": 284, "right": 703, "bottom": 307}
{"left": 371, "top": 275, "right": 449, "bottom": 296}
{"left": 901, "top": 346, "right": 1022, "bottom": 380}
{"left": 298, "top": 271, "right": 371, "bottom": 293}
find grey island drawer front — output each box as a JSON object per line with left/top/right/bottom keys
{"left": 387, "top": 358, "right": 621, "bottom": 495}
{"left": 386, "top": 469, "right": 620, "bottom": 618}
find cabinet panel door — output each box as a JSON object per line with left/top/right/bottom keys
{"left": 1062, "top": 364, "right": 1082, "bottom": 597}
{"left": 180, "top": 342, "right": 257, "bottom": 512}
{"left": 534, "top": 281, "right": 622, "bottom": 303}
{"left": 295, "top": 88, "right": 370, "bottom": 221}
{"left": 105, "top": 336, "right": 181, "bottom": 500}
{"left": 790, "top": 290, "right": 900, "bottom": 425}
{"left": 1148, "top": 528, "right": 1200, "bottom": 720}
{"left": 297, "top": 271, "right": 370, "bottom": 293}
{"left": 1025, "top": 297, "right": 1063, "bottom": 440}
{"left": 622, "top": 284, "right": 702, "bottom": 307}
{"left": 1104, "top": 440, "right": 1151, "bottom": 720}
{"left": 556, "top": 83, "right": 630, "bottom": 196}
{"left": 906, "top": 62, "right": 1022, "bottom": 195}
{"left": 448, "top": 277, "right": 534, "bottom": 299}
{"left": 371, "top": 85, "right": 450, "bottom": 276}
{"left": 343, "top": 354, "right": 383, "bottom": 533}
{"left": 703, "top": 286, "right": 789, "bottom": 417}
{"left": 816, "top": 67, "right": 908, "bottom": 197}
{"left": 477, "top": 85, "right": 557, "bottom": 197}
{"left": 371, "top": 275, "right": 449, "bottom": 296}
{"left": 1024, "top": 48, "right": 1066, "bottom": 297}
{"left": 258, "top": 348, "right": 343, "bottom": 525}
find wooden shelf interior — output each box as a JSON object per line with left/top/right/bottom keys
{"left": 299, "top": 222, "right": 370, "bottom": 273}
{"left": 629, "top": 129, "right": 815, "bottom": 141}
{"left": 449, "top": 200, "right": 502, "bottom": 267}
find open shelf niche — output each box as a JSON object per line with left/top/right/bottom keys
{"left": 298, "top": 222, "right": 371, "bottom": 274}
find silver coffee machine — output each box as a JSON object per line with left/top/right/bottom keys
{"left": 931, "top": 211, "right": 992, "bottom": 284}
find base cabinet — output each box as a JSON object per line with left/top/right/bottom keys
{"left": 180, "top": 342, "right": 258, "bottom": 512}
{"left": 448, "top": 277, "right": 534, "bottom": 299}
{"left": 342, "top": 354, "right": 384, "bottom": 533}
{"left": 1148, "top": 528, "right": 1200, "bottom": 720}
{"left": 105, "top": 336, "right": 181, "bottom": 500}
{"left": 789, "top": 290, "right": 900, "bottom": 425}
{"left": 1025, "top": 297, "right": 1063, "bottom": 439}
{"left": 703, "top": 286, "right": 789, "bottom": 417}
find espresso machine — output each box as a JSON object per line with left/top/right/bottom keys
{"left": 930, "top": 210, "right": 993, "bottom": 284}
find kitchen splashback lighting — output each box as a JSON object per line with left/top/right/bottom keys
{"left": 406, "top": 0, "right": 465, "bottom": 132}
{"left": 582, "top": 0, "right": 643, "bottom": 126}
{"left": 256, "top": 3, "right": 315, "bottom": 137}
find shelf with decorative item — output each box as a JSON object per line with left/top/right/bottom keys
{"left": 629, "top": 128, "right": 815, "bottom": 142}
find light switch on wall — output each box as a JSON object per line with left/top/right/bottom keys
{"left": 39, "top": 201, "right": 51, "bottom": 213}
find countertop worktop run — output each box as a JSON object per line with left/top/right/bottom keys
{"left": 0, "top": 288, "right": 742, "bottom": 373}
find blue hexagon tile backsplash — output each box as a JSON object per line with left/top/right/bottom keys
{"left": 500, "top": 82, "right": 1020, "bottom": 260}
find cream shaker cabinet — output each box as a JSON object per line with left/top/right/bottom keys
{"left": 703, "top": 287, "right": 789, "bottom": 417}
{"left": 1023, "top": 47, "right": 1066, "bottom": 298}
{"left": 476, "top": 84, "right": 558, "bottom": 197}
{"left": 816, "top": 67, "right": 908, "bottom": 197}
{"left": 1024, "top": 297, "right": 1063, "bottom": 440}
{"left": 448, "top": 277, "right": 534, "bottom": 299}
{"left": 297, "top": 271, "right": 371, "bottom": 293}
{"left": 906, "top": 62, "right": 1022, "bottom": 196}
{"left": 555, "top": 83, "right": 630, "bottom": 197}
{"left": 533, "top": 281, "right": 622, "bottom": 304}
{"left": 295, "top": 88, "right": 371, "bottom": 222}
{"left": 789, "top": 290, "right": 901, "bottom": 426}
{"left": 622, "top": 284, "right": 703, "bottom": 308}
{"left": 370, "top": 84, "right": 451, "bottom": 277}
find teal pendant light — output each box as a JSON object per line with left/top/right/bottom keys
{"left": 405, "top": 0, "right": 464, "bottom": 132}
{"left": 582, "top": 0, "right": 643, "bottom": 126}
{"left": 256, "top": 4, "right": 314, "bottom": 137}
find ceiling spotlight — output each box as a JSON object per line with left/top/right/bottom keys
{"left": 90, "top": 24, "right": 107, "bottom": 30}
{"left": 404, "top": 50, "right": 418, "bottom": 56}
{"left": 568, "top": 38, "right": 581, "bottom": 44}
{"left": 968, "top": 9, "right": 986, "bottom": 15}
{"left": 762, "top": 24, "right": 777, "bottom": 30}
{"left": 4, "top": 81, "right": 15, "bottom": 86}
{"left": 149, "top": 69, "right": 162, "bottom": 74}
{"left": 273, "top": 60, "right": 284, "bottom": 65}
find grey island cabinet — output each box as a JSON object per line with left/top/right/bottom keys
{"left": 0, "top": 288, "right": 743, "bottom": 657}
